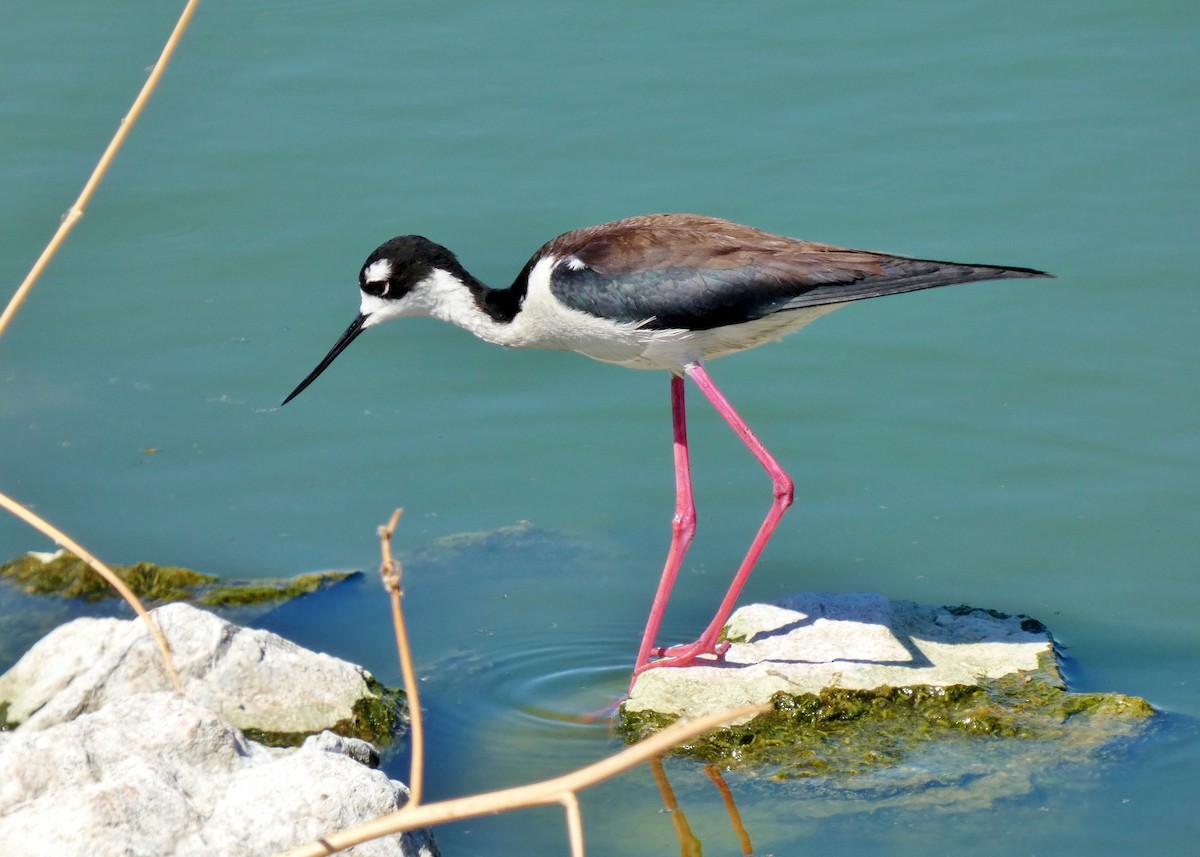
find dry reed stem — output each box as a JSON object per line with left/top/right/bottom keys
{"left": 0, "top": 491, "right": 181, "bottom": 690}
{"left": 0, "top": 0, "right": 202, "bottom": 340}
{"left": 377, "top": 508, "right": 424, "bottom": 807}
{"left": 277, "top": 702, "right": 771, "bottom": 857}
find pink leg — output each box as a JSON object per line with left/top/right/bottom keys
{"left": 633, "top": 374, "right": 697, "bottom": 675}
{"left": 642, "top": 362, "right": 794, "bottom": 671}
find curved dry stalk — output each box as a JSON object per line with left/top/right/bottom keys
{"left": 0, "top": 0, "right": 202, "bottom": 340}
{"left": 377, "top": 508, "right": 423, "bottom": 806}
{"left": 276, "top": 702, "right": 771, "bottom": 857}
{"left": 0, "top": 490, "right": 181, "bottom": 690}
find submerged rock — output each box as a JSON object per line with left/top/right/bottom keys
{"left": 0, "top": 602, "right": 406, "bottom": 746}
{"left": 0, "top": 692, "right": 437, "bottom": 857}
{"left": 620, "top": 592, "right": 1154, "bottom": 779}
{"left": 0, "top": 549, "right": 356, "bottom": 607}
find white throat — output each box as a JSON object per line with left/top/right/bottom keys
{"left": 359, "top": 268, "right": 519, "bottom": 346}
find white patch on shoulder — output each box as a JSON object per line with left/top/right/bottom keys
{"left": 363, "top": 258, "right": 392, "bottom": 285}
{"left": 562, "top": 255, "right": 588, "bottom": 271}
{"left": 512, "top": 255, "right": 690, "bottom": 368}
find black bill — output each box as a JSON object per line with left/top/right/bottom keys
{"left": 281, "top": 312, "right": 369, "bottom": 405}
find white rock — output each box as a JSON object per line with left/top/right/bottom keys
{"left": 626, "top": 592, "right": 1053, "bottom": 721}
{"left": 0, "top": 602, "right": 395, "bottom": 739}
{"left": 0, "top": 692, "right": 436, "bottom": 857}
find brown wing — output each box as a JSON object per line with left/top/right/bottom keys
{"left": 547, "top": 214, "right": 886, "bottom": 279}
{"left": 527, "top": 213, "right": 1049, "bottom": 330}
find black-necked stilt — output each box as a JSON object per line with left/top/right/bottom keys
{"left": 283, "top": 213, "right": 1051, "bottom": 677}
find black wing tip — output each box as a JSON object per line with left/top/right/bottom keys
{"left": 999, "top": 265, "right": 1054, "bottom": 280}
{"left": 921, "top": 258, "right": 1054, "bottom": 281}
{"left": 890, "top": 258, "right": 1055, "bottom": 284}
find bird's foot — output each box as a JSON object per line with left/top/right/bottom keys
{"left": 633, "top": 637, "right": 730, "bottom": 675}
{"left": 655, "top": 638, "right": 730, "bottom": 659}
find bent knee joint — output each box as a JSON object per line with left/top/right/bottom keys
{"left": 672, "top": 507, "right": 698, "bottom": 538}
{"left": 774, "top": 475, "right": 795, "bottom": 507}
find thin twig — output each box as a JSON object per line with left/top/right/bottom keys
{"left": 0, "top": 491, "right": 181, "bottom": 690}
{"left": 561, "top": 792, "right": 584, "bottom": 857}
{"left": 276, "top": 702, "right": 771, "bottom": 857}
{"left": 377, "top": 508, "right": 423, "bottom": 807}
{"left": 0, "top": 0, "right": 202, "bottom": 340}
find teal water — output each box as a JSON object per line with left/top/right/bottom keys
{"left": 2, "top": 0, "right": 1198, "bottom": 854}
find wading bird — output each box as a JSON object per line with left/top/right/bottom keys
{"left": 283, "top": 213, "right": 1050, "bottom": 677}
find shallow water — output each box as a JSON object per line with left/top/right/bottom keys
{"left": 2, "top": 1, "right": 1198, "bottom": 854}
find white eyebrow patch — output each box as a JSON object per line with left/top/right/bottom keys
{"left": 363, "top": 259, "right": 393, "bottom": 284}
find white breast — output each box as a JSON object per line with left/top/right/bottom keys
{"left": 497, "top": 256, "right": 677, "bottom": 367}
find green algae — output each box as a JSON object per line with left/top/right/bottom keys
{"left": 0, "top": 552, "right": 215, "bottom": 602}
{"left": 717, "top": 625, "right": 748, "bottom": 645}
{"left": 616, "top": 651, "right": 1155, "bottom": 778}
{"left": 341, "top": 677, "right": 410, "bottom": 746}
{"left": 198, "top": 572, "right": 356, "bottom": 607}
{"left": 0, "top": 551, "right": 356, "bottom": 607}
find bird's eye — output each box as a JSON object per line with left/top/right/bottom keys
{"left": 362, "top": 279, "right": 391, "bottom": 298}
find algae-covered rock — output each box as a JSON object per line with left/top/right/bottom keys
{"left": 0, "top": 602, "right": 407, "bottom": 747}
{"left": 0, "top": 549, "right": 355, "bottom": 607}
{"left": 620, "top": 592, "right": 1154, "bottom": 780}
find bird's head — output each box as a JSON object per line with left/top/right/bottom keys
{"left": 281, "top": 235, "right": 463, "bottom": 406}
